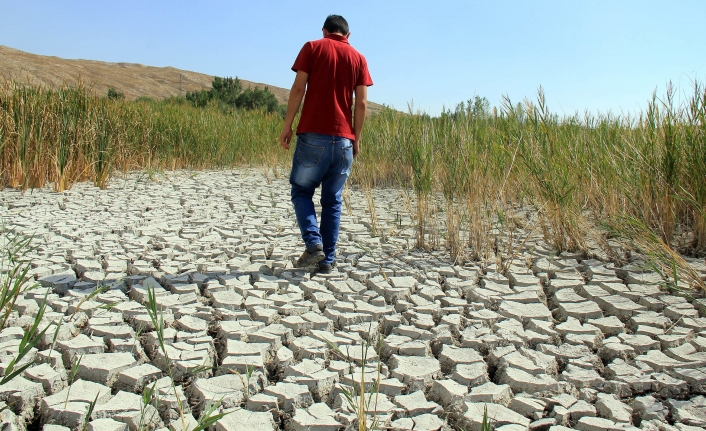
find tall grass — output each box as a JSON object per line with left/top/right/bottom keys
{"left": 1, "top": 79, "right": 705, "bottom": 288}
{"left": 355, "top": 83, "right": 706, "bottom": 289}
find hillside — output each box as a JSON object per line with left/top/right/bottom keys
{"left": 0, "top": 45, "right": 384, "bottom": 113}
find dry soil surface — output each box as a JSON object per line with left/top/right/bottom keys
{"left": 0, "top": 170, "right": 704, "bottom": 431}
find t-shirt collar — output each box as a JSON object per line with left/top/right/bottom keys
{"left": 324, "top": 33, "right": 350, "bottom": 44}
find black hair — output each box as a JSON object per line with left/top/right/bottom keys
{"left": 323, "top": 15, "right": 349, "bottom": 35}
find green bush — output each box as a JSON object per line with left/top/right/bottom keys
{"left": 211, "top": 76, "right": 242, "bottom": 105}
{"left": 107, "top": 87, "right": 124, "bottom": 100}
{"left": 185, "top": 88, "right": 213, "bottom": 108}
{"left": 235, "top": 86, "right": 279, "bottom": 113}
{"left": 186, "top": 76, "right": 283, "bottom": 113}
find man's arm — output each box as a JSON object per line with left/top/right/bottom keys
{"left": 279, "top": 70, "right": 309, "bottom": 150}
{"left": 353, "top": 85, "right": 368, "bottom": 158}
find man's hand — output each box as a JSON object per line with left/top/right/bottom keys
{"left": 280, "top": 127, "right": 293, "bottom": 150}
{"left": 352, "top": 140, "right": 360, "bottom": 158}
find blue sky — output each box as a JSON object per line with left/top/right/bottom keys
{"left": 2, "top": 1, "right": 704, "bottom": 116}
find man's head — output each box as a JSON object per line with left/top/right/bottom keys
{"left": 323, "top": 15, "right": 349, "bottom": 36}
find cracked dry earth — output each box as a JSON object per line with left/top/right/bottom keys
{"left": 1, "top": 170, "right": 706, "bottom": 431}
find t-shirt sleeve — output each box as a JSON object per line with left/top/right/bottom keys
{"left": 292, "top": 42, "right": 312, "bottom": 74}
{"left": 356, "top": 56, "right": 373, "bottom": 87}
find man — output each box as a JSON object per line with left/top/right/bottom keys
{"left": 279, "top": 14, "right": 373, "bottom": 274}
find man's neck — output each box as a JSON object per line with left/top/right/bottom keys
{"left": 323, "top": 29, "right": 349, "bottom": 39}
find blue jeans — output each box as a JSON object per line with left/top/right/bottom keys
{"left": 290, "top": 133, "right": 353, "bottom": 265}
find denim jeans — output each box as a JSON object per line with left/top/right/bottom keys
{"left": 290, "top": 133, "right": 353, "bottom": 265}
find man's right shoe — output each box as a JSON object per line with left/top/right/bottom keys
{"left": 315, "top": 261, "right": 336, "bottom": 274}
{"left": 294, "top": 243, "right": 325, "bottom": 268}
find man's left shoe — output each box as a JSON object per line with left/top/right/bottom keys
{"left": 295, "top": 243, "right": 325, "bottom": 268}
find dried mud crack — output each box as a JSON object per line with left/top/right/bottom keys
{"left": 0, "top": 170, "right": 705, "bottom": 431}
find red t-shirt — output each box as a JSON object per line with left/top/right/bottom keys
{"left": 292, "top": 34, "right": 373, "bottom": 140}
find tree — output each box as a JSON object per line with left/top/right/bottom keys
{"left": 444, "top": 95, "right": 491, "bottom": 120}
{"left": 235, "top": 87, "right": 279, "bottom": 113}
{"left": 107, "top": 87, "right": 124, "bottom": 100}
{"left": 106, "top": 76, "right": 282, "bottom": 113}
{"left": 185, "top": 89, "right": 212, "bottom": 107}
{"left": 469, "top": 95, "right": 491, "bottom": 118}
{"left": 186, "top": 76, "right": 283, "bottom": 113}
{"left": 211, "top": 76, "right": 242, "bottom": 106}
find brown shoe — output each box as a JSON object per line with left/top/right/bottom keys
{"left": 315, "top": 261, "right": 336, "bottom": 274}
{"left": 295, "top": 243, "right": 325, "bottom": 268}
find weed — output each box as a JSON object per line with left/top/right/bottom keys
{"left": 0, "top": 227, "right": 51, "bottom": 388}
{"left": 132, "top": 323, "right": 145, "bottom": 357}
{"left": 481, "top": 404, "right": 494, "bottom": 431}
{"left": 137, "top": 380, "right": 160, "bottom": 431}
{"left": 68, "top": 284, "right": 110, "bottom": 322}
{"left": 325, "top": 324, "right": 383, "bottom": 431}
{"left": 46, "top": 317, "right": 64, "bottom": 360}
{"left": 144, "top": 282, "right": 188, "bottom": 430}
{"left": 191, "top": 399, "right": 227, "bottom": 431}
{"left": 64, "top": 353, "right": 83, "bottom": 408}
{"left": 230, "top": 363, "right": 255, "bottom": 402}
{"left": 80, "top": 393, "right": 100, "bottom": 431}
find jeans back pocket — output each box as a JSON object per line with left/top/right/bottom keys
{"left": 295, "top": 141, "right": 325, "bottom": 168}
